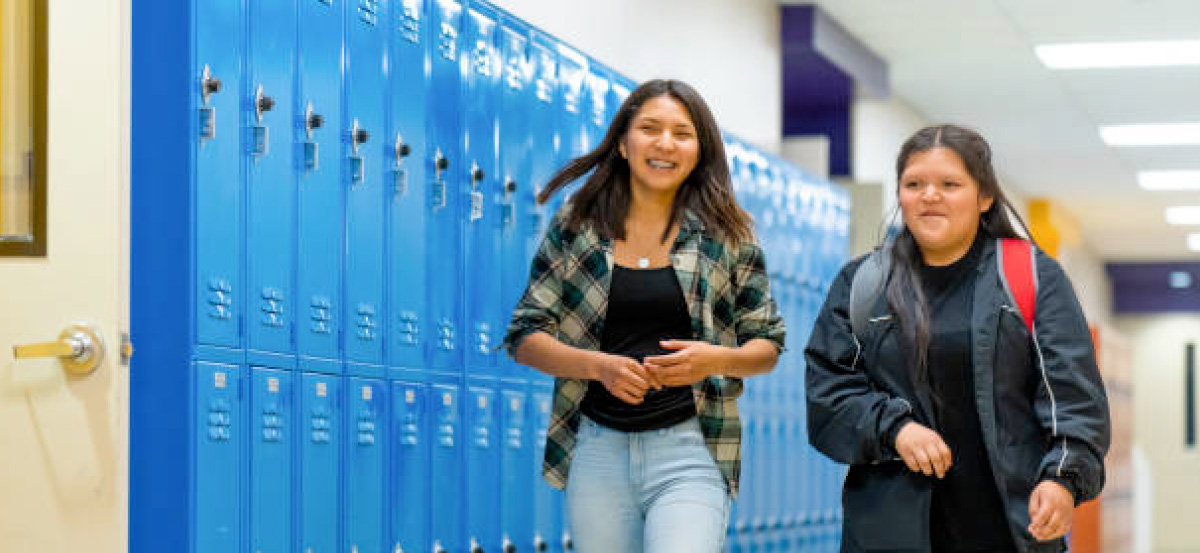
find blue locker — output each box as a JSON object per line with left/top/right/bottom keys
{"left": 499, "top": 388, "right": 532, "bottom": 553}
{"left": 194, "top": 362, "right": 242, "bottom": 553}
{"left": 462, "top": 4, "right": 504, "bottom": 374}
{"left": 393, "top": 380, "right": 430, "bottom": 553}
{"left": 426, "top": 0, "right": 465, "bottom": 371}
{"left": 249, "top": 368, "right": 294, "bottom": 553}
{"left": 345, "top": 378, "right": 387, "bottom": 553}
{"left": 497, "top": 16, "right": 535, "bottom": 380}
{"left": 544, "top": 42, "right": 586, "bottom": 222}
{"left": 344, "top": 0, "right": 387, "bottom": 370}
{"left": 299, "top": 373, "right": 341, "bottom": 553}
{"left": 246, "top": 0, "right": 297, "bottom": 355}
{"left": 296, "top": 0, "right": 344, "bottom": 366}
{"left": 530, "top": 387, "right": 555, "bottom": 553}
{"left": 466, "top": 384, "right": 501, "bottom": 553}
{"left": 582, "top": 65, "right": 609, "bottom": 152}
{"left": 430, "top": 382, "right": 463, "bottom": 553}
{"left": 389, "top": 0, "right": 430, "bottom": 370}
{"left": 195, "top": 0, "right": 243, "bottom": 348}
{"left": 607, "top": 74, "right": 634, "bottom": 125}
{"left": 526, "top": 32, "right": 557, "bottom": 238}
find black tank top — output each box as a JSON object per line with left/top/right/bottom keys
{"left": 580, "top": 265, "right": 696, "bottom": 432}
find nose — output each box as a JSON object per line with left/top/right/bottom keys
{"left": 652, "top": 129, "right": 675, "bottom": 151}
{"left": 919, "top": 183, "right": 940, "bottom": 202}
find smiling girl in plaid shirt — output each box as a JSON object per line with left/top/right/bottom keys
{"left": 502, "top": 79, "right": 786, "bottom": 553}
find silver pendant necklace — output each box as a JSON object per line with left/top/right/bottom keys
{"left": 637, "top": 257, "right": 650, "bottom": 269}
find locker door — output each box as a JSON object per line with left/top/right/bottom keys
{"left": 299, "top": 373, "right": 341, "bottom": 553}
{"left": 425, "top": 0, "right": 465, "bottom": 371}
{"left": 608, "top": 75, "right": 634, "bottom": 125}
{"left": 429, "top": 383, "right": 463, "bottom": 553}
{"left": 195, "top": 0, "right": 243, "bottom": 348}
{"left": 530, "top": 388, "right": 554, "bottom": 553}
{"left": 462, "top": 4, "right": 503, "bottom": 374}
{"left": 543, "top": 42, "right": 586, "bottom": 222}
{"left": 499, "top": 388, "right": 531, "bottom": 553}
{"left": 392, "top": 380, "right": 429, "bottom": 553}
{"left": 297, "top": 0, "right": 345, "bottom": 365}
{"left": 466, "top": 385, "right": 500, "bottom": 553}
{"left": 581, "top": 65, "right": 608, "bottom": 153}
{"left": 250, "top": 368, "right": 294, "bottom": 553}
{"left": 246, "top": 0, "right": 297, "bottom": 355}
{"left": 389, "top": 0, "right": 430, "bottom": 370}
{"left": 345, "top": 378, "right": 387, "bottom": 553}
{"left": 194, "top": 362, "right": 243, "bottom": 553}
{"left": 343, "top": 0, "right": 387, "bottom": 369}
{"left": 496, "top": 18, "right": 534, "bottom": 380}
{"left": 526, "top": 33, "right": 556, "bottom": 239}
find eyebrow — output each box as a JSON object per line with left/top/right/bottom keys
{"left": 635, "top": 116, "right": 695, "bottom": 129}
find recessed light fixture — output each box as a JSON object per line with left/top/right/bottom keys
{"left": 1101, "top": 123, "right": 1200, "bottom": 146}
{"left": 1170, "top": 270, "right": 1193, "bottom": 288}
{"left": 1139, "top": 171, "right": 1200, "bottom": 191}
{"left": 1189, "top": 234, "right": 1200, "bottom": 253}
{"left": 1167, "top": 207, "right": 1200, "bottom": 225}
{"left": 1036, "top": 40, "right": 1200, "bottom": 69}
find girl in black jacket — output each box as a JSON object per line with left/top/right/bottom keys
{"left": 805, "top": 124, "right": 1110, "bottom": 552}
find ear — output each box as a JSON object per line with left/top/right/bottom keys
{"left": 979, "top": 194, "right": 995, "bottom": 214}
{"left": 618, "top": 140, "right": 627, "bottom": 160}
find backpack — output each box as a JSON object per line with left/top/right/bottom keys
{"left": 848, "top": 238, "right": 1038, "bottom": 340}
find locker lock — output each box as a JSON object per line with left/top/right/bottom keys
{"left": 504, "top": 178, "right": 517, "bottom": 194}
{"left": 562, "top": 535, "right": 574, "bottom": 551}
{"left": 470, "top": 165, "right": 485, "bottom": 183}
{"left": 308, "top": 113, "right": 324, "bottom": 131}
{"left": 200, "top": 65, "right": 221, "bottom": 103}
{"left": 469, "top": 538, "right": 484, "bottom": 553}
{"left": 433, "top": 542, "right": 448, "bottom": 553}
{"left": 435, "top": 154, "right": 450, "bottom": 172}
{"left": 354, "top": 128, "right": 370, "bottom": 146}
{"left": 533, "top": 537, "right": 547, "bottom": 552}
{"left": 502, "top": 538, "right": 516, "bottom": 553}
{"left": 254, "top": 85, "right": 274, "bottom": 122}
{"left": 394, "top": 136, "right": 412, "bottom": 160}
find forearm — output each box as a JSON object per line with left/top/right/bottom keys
{"left": 512, "top": 331, "right": 601, "bottom": 380}
{"left": 718, "top": 338, "right": 779, "bottom": 378}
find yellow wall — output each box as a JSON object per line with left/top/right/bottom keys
{"left": 1027, "top": 198, "right": 1082, "bottom": 260}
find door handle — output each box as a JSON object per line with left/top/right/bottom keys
{"left": 12, "top": 323, "right": 105, "bottom": 376}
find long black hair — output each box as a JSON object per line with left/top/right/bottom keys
{"left": 537, "top": 79, "right": 753, "bottom": 246}
{"left": 886, "top": 124, "right": 1033, "bottom": 381}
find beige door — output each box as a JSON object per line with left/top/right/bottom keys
{"left": 0, "top": 0, "right": 129, "bottom": 551}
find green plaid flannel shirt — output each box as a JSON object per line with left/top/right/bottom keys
{"left": 502, "top": 207, "right": 786, "bottom": 498}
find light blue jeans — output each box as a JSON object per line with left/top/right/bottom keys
{"left": 566, "top": 414, "right": 731, "bottom": 553}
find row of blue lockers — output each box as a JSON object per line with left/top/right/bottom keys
{"left": 186, "top": 0, "right": 852, "bottom": 378}
{"left": 128, "top": 0, "right": 852, "bottom": 551}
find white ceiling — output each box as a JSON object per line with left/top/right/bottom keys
{"left": 808, "top": 0, "right": 1200, "bottom": 261}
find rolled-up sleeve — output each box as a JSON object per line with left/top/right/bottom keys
{"left": 731, "top": 241, "right": 786, "bottom": 351}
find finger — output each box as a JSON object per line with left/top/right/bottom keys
{"left": 1028, "top": 487, "right": 1044, "bottom": 521}
{"left": 644, "top": 351, "right": 687, "bottom": 367}
{"left": 612, "top": 385, "right": 642, "bottom": 405}
{"left": 936, "top": 441, "right": 953, "bottom": 473}
{"left": 620, "top": 366, "right": 650, "bottom": 391}
{"left": 659, "top": 339, "right": 698, "bottom": 351}
{"left": 899, "top": 449, "right": 921, "bottom": 474}
{"left": 915, "top": 450, "right": 935, "bottom": 477}
{"left": 922, "top": 444, "right": 945, "bottom": 479}
{"left": 628, "top": 362, "right": 661, "bottom": 389}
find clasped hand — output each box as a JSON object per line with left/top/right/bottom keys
{"left": 593, "top": 340, "right": 726, "bottom": 404}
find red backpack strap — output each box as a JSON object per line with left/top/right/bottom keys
{"left": 997, "top": 238, "right": 1038, "bottom": 332}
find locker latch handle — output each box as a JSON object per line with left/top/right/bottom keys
{"left": 254, "top": 85, "right": 275, "bottom": 122}
{"left": 200, "top": 65, "right": 221, "bottom": 103}
{"left": 305, "top": 103, "right": 324, "bottom": 139}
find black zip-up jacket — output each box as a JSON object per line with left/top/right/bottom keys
{"left": 805, "top": 239, "right": 1110, "bottom": 553}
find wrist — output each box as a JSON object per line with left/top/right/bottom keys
{"left": 583, "top": 349, "right": 608, "bottom": 381}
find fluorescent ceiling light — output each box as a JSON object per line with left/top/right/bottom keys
{"left": 1100, "top": 123, "right": 1200, "bottom": 146}
{"left": 1139, "top": 170, "right": 1200, "bottom": 191}
{"left": 1166, "top": 206, "right": 1200, "bottom": 225}
{"left": 1036, "top": 40, "right": 1200, "bottom": 69}
{"left": 1189, "top": 235, "right": 1200, "bottom": 253}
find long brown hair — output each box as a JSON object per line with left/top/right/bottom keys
{"left": 537, "top": 79, "right": 753, "bottom": 246}
{"left": 886, "top": 124, "right": 1033, "bottom": 384}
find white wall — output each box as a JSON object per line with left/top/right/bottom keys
{"left": 490, "top": 0, "right": 782, "bottom": 151}
{"left": 1113, "top": 315, "right": 1200, "bottom": 553}
{"left": 851, "top": 96, "right": 927, "bottom": 218}
{"left": 1056, "top": 243, "right": 1112, "bottom": 326}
